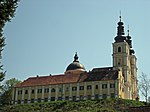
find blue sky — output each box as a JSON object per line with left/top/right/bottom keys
{"left": 2, "top": 0, "right": 150, "bottom": 99}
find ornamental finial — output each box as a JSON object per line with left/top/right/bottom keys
{"left": 73, "top": 52, "right": 79, "bottom": 62}
{"left": 119, "top": 10, "right": 122, "bottom": 22}
{"left": 127, "top": 25, "right": 130, "bottom": 36}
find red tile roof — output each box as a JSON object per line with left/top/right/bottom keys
{"left": 16, "top": 68, "right": 119, "bottom": 88}
{"left": 16, "top": 74, "right": 81, "bottom": 87}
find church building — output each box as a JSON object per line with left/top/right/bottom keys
{"left": 11, "top": 16, "right": 139, "bottom": 104}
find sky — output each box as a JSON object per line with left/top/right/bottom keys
{"left": 2, "top": 0, "right": 150, "bottom": 100}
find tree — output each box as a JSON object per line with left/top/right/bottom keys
{"left": 139, "top": 72, "right": 150, "bottom": 103}
{"left": 0, "top": 78, "right": 21, "bottom": 105}
{"left": 0, "top": 72, "right": 5, "bottom": 94}
{"left": 0, "top": 0, "right": 20, "bottom": 88}
{"left": 148, "top": 96, "right": 150, "bottom": 103}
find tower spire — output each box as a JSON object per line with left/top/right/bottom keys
{"left": 126, "top": 25, "right": 133, "bottom": 49}
{"left": 114, "top": 13, "right": 126, "bottom": 42}
{"left": 127, "top": 25, "right": 130, "bottom": 36}
{"left": 119, "top": 10, "right": 122, "bottom": 22}
{"left": 127, "top": 25, "right": 131, "bottom": 40}
{"left": 117, "top": 14, "right": 124, "bottom": 36}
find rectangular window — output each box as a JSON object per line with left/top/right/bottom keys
{"left": 32, "top": 89, "right": 34, "bottom": 94}
{"left": 18, "top": 90, "right": 22, "bottom": 95}
{"left": 103, "top": 94, "right": 107, "bottom": 99}
{"left": 118, "top": 47, "right": 121, "bottom": 52}
{"left": 72, "top": 87, "right": 77, "bottom": 91}
{"left": 44, "top": 98, "right": 48, "bottom": 102}
{"left": 51, "top": 97, "right": 55, "bottom": 101}
{"left": 95, "top": 94, "right": 99, "bottom": 99}
{"left": 58, "top": 97, "right": 62, "bottom": 100}
{"left": 20, "top": 90, "right": 22, "bottom": 94}
{"left": 38, "top": 98, "right": 41, "bottom": 102}
{"left": 59, "top": 88, "right": 62, "bottom": 92}
{"left": 95, "top": 85, "right": 98, "bottom": 89}
{"left": 25, "top": 90, "right": 28, "bottom": 94}
{"left": 44, "top": 88, "right": 49, "bottom": 93}
{"left": 17, "top": 100, "right": 21, "bottom": 104}
{"left": 31, "top": 98, "right": 34, "bottom": 103}
{"left": 65, "top": 96, "right": 69, "bottom": 100}
{"left": 102, "top": 84, "right": 107, "bottom": 89}
{"left": 110, "top": 84, "right": 115, "bottom": 88}
{"left": 79, "top": 86, "right": 84, "bottom": 90}
{"left": 87, "top": 95, "right": 91, "bottom": 100}
{"left": 72, "top": 96, "right": 76, "bottom": 101}
{"left": 24, "top": 99, "right": 28, "bottom": 103}
{"left": 66, "top": 87, "right": 69, "bottom": 92}
{"left": 80, "top": 95, "right": 84, "bottom": 100}
{"left": 38, "top": 89, "right": 42, "bottom": 93}
{"left": 87, "top": 85, "right": 91, "bottom": 90}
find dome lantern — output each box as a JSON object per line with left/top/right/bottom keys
{"left": 65, "top": 52, "right": 86, "bottom": 75}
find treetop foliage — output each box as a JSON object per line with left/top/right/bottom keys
{"left": 0, "top": 78, "right": 21, "bottom": 105}
{"left": 0, "top": 0, "right": 19, "bottom": 32}
{"left": 0, "top": 0, "right": 19, "bottom": 99}
{"left": 0, "top": 0, "right": 19, "bottom": 83}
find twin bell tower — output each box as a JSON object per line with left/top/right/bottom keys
{"left": 112, "top": 15, "right": 138, "bottom": 100}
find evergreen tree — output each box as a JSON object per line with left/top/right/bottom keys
{"left": 0, "top": 0, "right": 19, "bottom": 91}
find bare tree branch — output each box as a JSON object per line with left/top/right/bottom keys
{"left": 139, "top": 72, "right": 150, "bottom": 103}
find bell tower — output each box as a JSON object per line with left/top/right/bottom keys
{"left": 127, "top": 27, "right": 139, "bottom": 100}
{"left": 112, "top": 15, "right": 138, "bottom": 99}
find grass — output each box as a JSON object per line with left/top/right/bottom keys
{"left": 0, "top": 98, "right": 145, "bottom": 112}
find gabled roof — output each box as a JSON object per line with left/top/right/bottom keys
{"left": 16, "top": 67, "right": 119, "bottom": 88}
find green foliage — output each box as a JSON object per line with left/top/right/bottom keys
{"left": 0, "top": 0, "right": 19, "bottom": 61}
{"left": 0, "top": 0, "right": 20, "bottom": 103}
{"left": 3, "top": 78, "right": 21, "bottom": 91}
{"left": 0, "top": 98, "right": 145, "bottom": 112}
{"left": 0, "top": 0, "right": 20, "bottom": 87}
{"left": 0, "top": 0, "right": 19, "bottom": 30}
{"left": 0, "top": 72, "right": 5, "bottom": 94}
{"left": 0, "top": 78, "right": 21, "bottom": 105}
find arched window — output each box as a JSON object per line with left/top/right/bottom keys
{"left": 51, "top": 88, "right": 55, "bottom": 92}
{"left": 118, "top": 47, "right": 121, "bottom": 52}
{"left": 95, "top": 85, "right": 98, "bottom": 89}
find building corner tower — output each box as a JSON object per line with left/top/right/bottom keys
{"left": 112, "top": 16, "right": 139, "bottom": 100}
